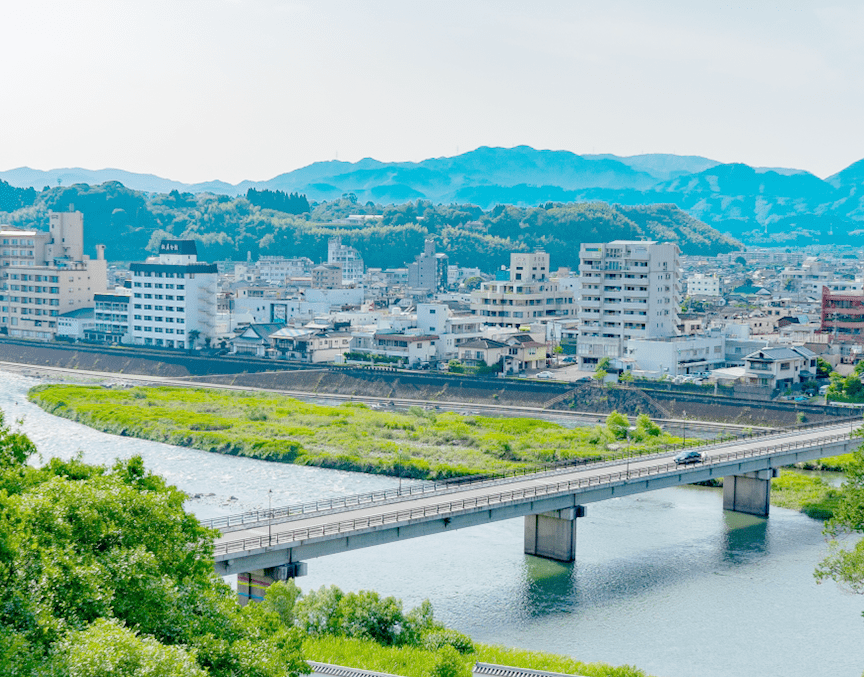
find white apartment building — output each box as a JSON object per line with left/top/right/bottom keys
{"left": 129, "top": 240, "right": 217, "bottom": 349}
{"left": 686, "top": 273, "right": 720, "bottom": 297}
{"left": 470, "top": 252, "right": 575, "bottom": 329}
{"left": 577, "top": 240, "right": 680, "bottom": 368}
{"left": 0, "top": 211, "right": 107, "bottom": 340}
{"left": 257, "top": 256, "right": 313, "bottom": 285}
{"left": 328, "top": 237, "right": 364, "bottom": 284}
{"left": 416, "top": 302, "right": 484, "bottom": 361}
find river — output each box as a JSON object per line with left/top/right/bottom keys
{"left": 2, "top": 371, "right": 862, "bottom": 677}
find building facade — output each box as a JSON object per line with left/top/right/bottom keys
{"left": 328, "top": 237, "right": 364, "bottom": 284}
{"left": 129, "top": 240, "right": 217, "bottom": 349}
{"left": 577, "top": 240, "right": 680, "bottom": 368}
{"left": 408, "top": 239, "right": 448, "bottom": 291}
{"left": 0, "top": 211, "right": 107, "bottom": 340}
{"left": 470, "top": 252, "right": 575, "bottom": 329}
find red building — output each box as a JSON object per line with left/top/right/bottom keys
{"left": 821, "top": 286, "right": 864, "bottom": 341}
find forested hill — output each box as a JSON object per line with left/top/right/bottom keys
{"left": 0, "top": 181, "right": 739, "bottom": 269}
{"left": 4, "top": 146, "right": 864, "bottom": 249}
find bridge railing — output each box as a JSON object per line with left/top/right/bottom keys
{"left": 212, "top": 428, "right": 855, "bottom": 556}
{"left": 202, "top": 417, "right": 859, "bottom": 531}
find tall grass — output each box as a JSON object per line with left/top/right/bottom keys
{"left": 302, "top": 636, "right": 651, "bottom": 677}
{"left": 28, "top": 384, "right": 686, "bottom": 480}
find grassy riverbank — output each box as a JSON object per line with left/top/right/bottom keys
{"left": 28, "top": 384, "right": 685, "bottom": 480}
{"left": 771, "top": 469, "right": 844, "bottom": 519}
{"left": 303, "top": 635, "right": 650, "bottom": 677}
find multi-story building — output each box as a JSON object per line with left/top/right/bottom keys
{"left": 0, "top": 210, "right": 107, "bottom": 340}
{"left": 686, "top": 273, "right": 720, "bottom": 297}
{"left": 470, "top": 252, "right": 575, "bottom": 330}
{"left": 416, "top": 302, "right": 484, "bottom": 362}
{"left": 328, "top": 237, "right": 364, "bottom": 284}
{"left": 408, "top": 240, "right": 448, "bottom": 291}
{"left": 577, "top": 240, "right": 680, "bottom": 368}
{"left": 85, "top": 292, "right": 132, "bottom": 344}
{"left": 257, "top": 256, "right": 314, "bottom": 285}
{"left": 821, "top": 286, "right": 864, "bottom": 342}
{"left": 312, "top": 264, "right": 342, "bottom": 289}
{"left": 129, "top": 240, "right": 217, "bottom": 349}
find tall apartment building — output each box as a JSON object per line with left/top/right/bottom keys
{"left": 408, "top": 239, "right": 449, "bottom": 291}
{"left": 577, "top": 240, "right": 680, "bottom": 367}
{"left": 0, "top": 210, "right": 107, "bottom": 340}
{"left": 129, "top": 240, "right": 217, "bottom": 349}
{"left": 470, "top": 251, "right": 575, "bottom": 329}
{"left": 328, "top": 237, "right": 364, "bottom": 284}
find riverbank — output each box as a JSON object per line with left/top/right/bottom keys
{"left": 27, "top": 383, "right": 686, "bottom": 480}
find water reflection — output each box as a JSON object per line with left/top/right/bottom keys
{"left": 721, "top": 511, "right": 769, "bottom": 564}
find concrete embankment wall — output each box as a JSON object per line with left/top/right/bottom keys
{"left": 1, "top": 339, "right": 853, "bottom": 426}
{"left": 0, "top": 338, "right": 303, "bottom": 378}
{"left": 196, "top": 369, "right": 852, "bottom": 426}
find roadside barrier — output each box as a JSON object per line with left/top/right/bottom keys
{"left": 212, "top": 424, "right": 858, "bottom": 556}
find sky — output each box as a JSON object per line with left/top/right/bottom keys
{"left": 1, "top": 0, "right": 862, "bottom": 184}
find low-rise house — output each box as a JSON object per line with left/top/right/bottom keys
{"left": 229, "top": 323, "right": 284, "bottom": 357}
{"left": 271, "top": 327, "right": 352, "bottom": 363}
{"left": 56, "top": 307, "right": 95, "bottom": 341}
{"left": 742, "top": 345, "right": 818, "bottom": 389}
{"left": 459, "top": 338, "right": 509, "bottom": 367}
{"left": 358, "top": 331, "right": 439, "bottom": 367}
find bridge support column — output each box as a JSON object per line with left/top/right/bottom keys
{"left": 237, "top": 562, "right": 307, "bottom": 606}
{"left": 723, "top": 469, "right": 778, "bottom": 517}
{"left": 524, "top": 505, "right": 585, "bottom": 562}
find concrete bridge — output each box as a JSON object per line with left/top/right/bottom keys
{"left": 206, "top": 419, "right": 861, "bottom": 603}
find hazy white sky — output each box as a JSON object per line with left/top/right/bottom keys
{"left": 2, "top": 0, "right": 862, "bottom": 183}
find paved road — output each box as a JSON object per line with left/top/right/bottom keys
{"left": 0, "top": 359, "right": 769, "bottom": 433}
{"left": 213, "top": 419, "right": 861, "bottom": 559}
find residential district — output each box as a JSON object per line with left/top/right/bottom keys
{"left": 2, "top": 208, "right": 863, "bottom": 397}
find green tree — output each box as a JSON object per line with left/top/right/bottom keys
{"left": 462, "top": 276, "right": 483, "bottom": 291}
{"left": 816, "top": 437, "right": 864, "bottom": 601}
{"left": 58, "top": 618, "right": 207, "bottom": 677}
{"left": 605, "top": 411, "right": 629, "bottom": 440}
{"left": 636, "top": 413, "right": 661, "bottom": 437}
{"left": 0, "top": 411, "right": 309, "bottom": 677}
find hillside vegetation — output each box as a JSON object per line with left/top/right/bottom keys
{"left": 0, "top": 179, "right": 739, "bottom": 267}
{"left": 5, "top": 145, "right": 863, "bottom": 249}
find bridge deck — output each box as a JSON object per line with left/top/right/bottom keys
{"left": 212, "top": 420, "right": 861, "bottom": 573}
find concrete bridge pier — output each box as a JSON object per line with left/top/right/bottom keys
{"left": 237, "top": 562, "right": 307, "bottom": 606}
{"left": 524, "top": 505, "right": 586, "bottom": 562}
{"left": 723, "top": 469, "right": 779, "bottom": 517}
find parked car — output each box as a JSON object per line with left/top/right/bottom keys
{"left": 561, "top": 356, "right": 576, "bottom": 363}
{"left": 674, "top": 450, "right": 705, "bottom": 465}
{"left": 536, "top": 371, "right": 554, "bottom": 379}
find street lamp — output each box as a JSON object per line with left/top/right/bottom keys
{"left": 682, "top": 410, "right": 687, "bottom": 447}
{"left": 625, "top": 427, "right": 630, "bottom": 479}
{"left": 268, "top": 489, "right": 273, "bottom": 546}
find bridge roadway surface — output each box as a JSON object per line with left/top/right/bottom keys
{"left": 212, "top": 419, "right": 862, "bottom": 575}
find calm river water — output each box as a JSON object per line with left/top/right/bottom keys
{"left": 2, "top": 370, "right": 862, "bottom": 677}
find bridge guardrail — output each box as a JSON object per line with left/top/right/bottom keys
{"left": 213, "top": 427, "right": 855, "bottom": 556}
{"left": 201, "top": 418, "right": 859, "bottom": 531}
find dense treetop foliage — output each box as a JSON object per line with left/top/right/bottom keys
{"left": 246, "top": 188, "right": 310, "bottom": 215}
{"left": 0, "top": 410, "right": 308, "bottom": 677}
{"left": 0, "top": 182, "right": 740, "bottom": 268}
